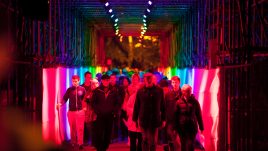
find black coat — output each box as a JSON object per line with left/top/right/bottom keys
{"left": 133, "top": 85, "right": 166, "bottom": 129}
{"left": 91, "top": 85, "right": 120, "bottom": 116}
{"left": 174, "top": 95, "right": 204, "bottom": 136}
{"left": 165, "top": 88, "right": 181, "bottom": 124}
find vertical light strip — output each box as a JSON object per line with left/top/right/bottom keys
{"left": 96, "top": 66, "right": 102, "bottom": 74}
{"left": 74, "top": 68, "right": 78, "bottom": 75}
{"left": 65, "top": 68, "right": 70, "bottom": 138}
{"left": 209, "top": 68, "right": 220, "bottom": 115}
{"left": 192, "top": 68, "right": 195, "bottom": 91}
{"left": 55, "top": 68, "right": 61, "bottom": 144}
{"left": 42, "top": 69, "right": 49, "bottom": 141}
{"left": 187, "top": 68, "right": 193, "bottom": 89}
{"left": 198, "top": 69, "right": 208, "bottom": 110}
{"left": 167, "top": 67, "right": 171, "bottom": 80}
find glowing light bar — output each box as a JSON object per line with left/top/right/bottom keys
{"left": 148, "top": 1, "right": 152, "bottom": 5}
{"left": 147, "top": 9, "right": 150, "bottom": 12}
{"left": 109, "top": 9, "right": 113, "bottom": 13}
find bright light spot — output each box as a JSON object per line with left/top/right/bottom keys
{"left": 105, "top": 2, "right": 109, "bottom": 7}
{"left": 109, "top": 9, "right": 113, "bottom": 13}
{"left": 148, "top": 1, "right": 152, "bottom": 5}
{"left": 147, "top": 9, "right": 150, "bottom": 12}
{"left": 134, "top": 43, "right": 142, "bottom": 48}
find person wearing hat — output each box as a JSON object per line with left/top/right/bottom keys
{"left": 133, "top": 72, "right": 166, "bottom": 151}
{"left": 90, "top": 74, "right": 120, "bottom": 151}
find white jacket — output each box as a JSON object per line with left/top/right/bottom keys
{"left": 126, "top": 84, "right": 142, "bottom": 132}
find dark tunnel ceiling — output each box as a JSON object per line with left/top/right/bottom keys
{"left": 59, "top": 0, "right": 198, "bottom": 36}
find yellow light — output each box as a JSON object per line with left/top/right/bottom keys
{"left": 128, "top": 36, "right": 133, "bottom": 43}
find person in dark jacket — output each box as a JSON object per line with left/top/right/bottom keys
{"left": 174, "top": 84, "right": 204, "bottom": 151}
{"left": 81, "top": 71, "right": 92, "bottom": 145}
{"left": 91, "top": 74, "right": 120, "bottom": 151}
{"left": 56, "top": 75, "right": 86, "bottom": 150}
{"left": 109, "top": 73, "right": 125, "bottom": 142}
{"left": 164, "top": 76, "right": 182, "bottom": 151}
{"left": 133, "top": 72, "right": 166, "bottom": 151}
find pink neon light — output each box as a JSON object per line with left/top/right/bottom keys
{"left": 42, "top": 70, "right": 49, "bottom": 141}
{"left": 55, "top": 68, "right": 61, "bottom": 144}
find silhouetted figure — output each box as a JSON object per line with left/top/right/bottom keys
{"left": 174, "top": 84, "right": 204, "bottom": 151}
{"left": 133, "top": 73, "right": 166, "bottom": 151}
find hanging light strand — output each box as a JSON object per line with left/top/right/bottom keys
{"left": 102, "top": 1, "right": 121, "bottom": 38}
{"left": 140, "top": 0, "right": 154, "bottom": 39}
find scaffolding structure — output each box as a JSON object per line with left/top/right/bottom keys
{"left": 206, "top": 0, "right": 268, "bottom": 150}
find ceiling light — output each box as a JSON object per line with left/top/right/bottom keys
{"left": 115, "top": 18, "right": 118, "bottom": 22}
{"left": 109, "top": 9, "right": 113, "bottom": 13}
{"left": 147, "top": 9, "right": 150, "bottom": 13}
{"left": 143, "top": 15, "right": 147, "bottom": 18}
{"left": 148, "top": 1, "right": 152, "bottom": 5}
{"left": 105, "top": 2, "right": 109, "bottom": 7}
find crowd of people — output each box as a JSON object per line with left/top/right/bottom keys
{"left": 56, "top": 71, "right": 204, "bottom": 151}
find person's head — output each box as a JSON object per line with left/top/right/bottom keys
{"left": 131, "top": 73, "right": 140, "bottom": 85}
{"left": 181, "top": 84, "right": 192, "bottom": 99}
{"left": 72, "top": 75, "right": 80, "bottom": 87}
{"left": 95, "top": 73, "right": 102, "bottom": 83}
{"left": 121, "top": 77, "right": 130, "bottom": 87}
{"left": 159, "top": 79, "right": 169, "bottom": 88}
{"left": 171, "top": 76, "right": 181, "bottom": 91}
{"left": 110, "top": 73, "right": 117, "bottom": 86}
{"left": 91, "top": 78, "right": 99, "bottom": 90}
{"left": 101, "top": 74, "right": 110, "bottom": 87}
{"left": 84, "top": 71, "right": 92, "bottom": 84}
{"left": 152, "top": 74, "right": 158, "bottom": 85}
{"left": 143, "top": 73, "right": 154, "bottom": 87}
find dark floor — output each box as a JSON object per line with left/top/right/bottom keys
{"left": 61, "top": 142, "right": 164, "bottom": 151}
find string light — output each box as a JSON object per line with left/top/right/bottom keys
{"left": 103, "top": 1, "right": 154, "bottom": 38}
{"left": 140, "top": 1, "right": 154, "bottom": 39}
{"left": 102, "top": 1, "right": 121, "bottom": 37}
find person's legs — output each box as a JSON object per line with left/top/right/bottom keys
{"left": 120, "top": 110, "right": 128, "bottom": 140}
{"left": 173, "top": 134, "right": 181, "bottom": 151}
{"left": 142, "top": 129, "right": 150, "bottom": 151}
{"left": 137, "top": 132, "right": 143, "bottom": 151}
{"left": 112, "top": 113, "right": 120, "bottom": 142}
{"left": 83, "top": 122, "right": 89, "bottom": 144}
{"left": 67, "top": 111, "right": 77, "bottom": 145}
{"left": 76, "top": 110, "right": 85, "bottom": 146}
{"left": 103, "top": 114, "right": 114, "bottom": 150}
{"left": 184, "top": 134, "right": 195, "bottom": 151}
{"left": 129, "top": 131, "right": 137, "bottom": 151}
{"left": 167, "top": 124, "right": 176, "bottom": 151}
{"left": 150, "top": 128, "right": 158, "bottom": 151}
{"left": 91, "top": 116, "right": 104, "bottom": 150}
